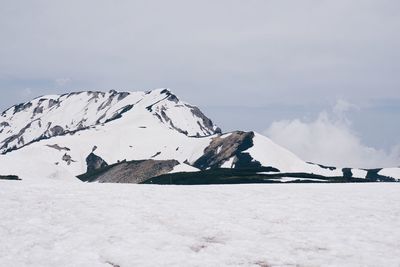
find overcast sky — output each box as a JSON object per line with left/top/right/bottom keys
{"left": 1, "top": 0, "right": 399, "bottom": 167}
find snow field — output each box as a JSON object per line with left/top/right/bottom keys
{"left": 1, "top": 181, "right": 400, "bottom": 267}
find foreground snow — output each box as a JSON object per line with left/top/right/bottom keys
{"left": 1, "top": 181, "right": 400, "bottom": 267}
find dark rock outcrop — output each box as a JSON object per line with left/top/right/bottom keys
{"left": 193, "top": 131, "right": 261, "bottom": 170}
{"left": 186, "top": 104, "right": 220, "bottom": 135}
{"left": 78, "top": 159, "right": 179, "bottom": 184}
{"left": 0, "top": 122, "right": 34, "bottom": 153}
{"left": 342, "top": 168, "right": 353, "bottom": 178}
{"left": 13, "top": 102, "right": 32, "bottom": 114}
{"left": 0, "top": 122, "right": 10, "bottom": 128}
{"left": 0, "top": 175, "right": 21, "bottom": 181}
{"left": 143, "top": 168, "right": 371, "bottom": 185}
{"left": 104, "top": 105, "right": 134, "bottom": 123}
{"left": 307, "top": 162, "right": 337, "bottom": 171}
{"left": 46, "top": 144, "right": 71, "bottom": 151}
{"left": 86, "top": 152, "right": 108, "bottom": 173}
{"left": 50, "top": 125, "right": 65, "bottom": 136}
{"left": 364, "top": 168, "right": 395, "bottom": 182}
{"left": 62, "top": 153, "right": 76, "bottom": 165}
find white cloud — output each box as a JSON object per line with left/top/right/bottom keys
{"left": 264, "top": 100, "right": 400, "bottom": 169}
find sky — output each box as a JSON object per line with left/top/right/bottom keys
{"left": 0, "top": 0, "right": 399, "bottom": 168}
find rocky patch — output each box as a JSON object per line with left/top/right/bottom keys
{"left": 50, "top": 125, "right": 65, "bottom": 136}
{"left": 78, "top": 159, "right": 179, "bottom": 184}
{"left": 86, "top": 152, "right": 108, "bottom": 173}
{"left": 13, "top": 102, "right": 33, "bottom": 114}
{"left": 104, "top": 105, "right": 134, "bottom": 123}
{"left": 0, "top": 122, "right": 35, "bottom": 154}
{"left": 193, "top": 131, "right": 261, "bottom": 170}
{"left": 0, "top": 175, "right": 21, "bottom": 181}
{"left": 186, "top": 104, "right": 221, "bottom": 135}
{"left": 62, "top": 153, "right": 76, "bottom": 165}
{"left": 307, "top": 162, "right": 337, "bottom": 171}
{"left": 0, "top": 122, "right": 10, "bottom": 128}
{"left": 32, "top": 105, "right": 44, "bottom": 117}
{"left": 151, "top": 152, "right": 161, "bottom": 158}
{"left": 46, "top": 144, "right": 71, "bottom": 151}
{"left": 364, "top": 168, "right": 395, "bottom": 182}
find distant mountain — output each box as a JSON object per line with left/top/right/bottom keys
{"left": 0, "top": 89, "right": 399, "bottom": 183}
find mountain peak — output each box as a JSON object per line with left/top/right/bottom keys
{"left": 0, "top": 89, "right": 220, "bottom": 154}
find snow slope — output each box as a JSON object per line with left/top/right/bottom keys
{"left": 379, "top": 168, "right": 400, "bottom": 180}
{"left": 246, "top": 133, "right": 343, "bottom": 176}
{"left": 1, "top": 181, "right": 400, "bottom": 267}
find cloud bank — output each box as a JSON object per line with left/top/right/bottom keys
{"left": 265, "top": 101, "right": 400, "bottom": 168}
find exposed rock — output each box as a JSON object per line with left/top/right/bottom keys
{"left": 193, "top": 131, "right": 261, "bottom": 170}
{"left": 364, "top": 168, "right": 395, "bottom": 182}
{"left": 145, "top": 95, "right": 170, "bottom": 112}
{"left": 17, "top": 136, "right": 24, "bottom": 145}
{"left": 151, "top": 152, "right": 161, "bottom": 158}
{"left": 46, "top": 144, "right": 71, "bottom": 151}
{"left": 160, "top": 88, "right": 170, "bottom": 94}
{"left": 186, "top": 104, "right": 218, "bottom": 135}
{"left": 62, "top": 153, "right": 75, "bottom": 165}
{"left": 104, "top": 105, "right": 134, "bottom": 123}
{"left": 234, "top": 152, "right": 262, "bottom": 169}
{"left": 13, "top": 102, "right": 33, "bottom": 114}
{"left": 86, "top": 152, "right": 108, "bottom": 173}
{"left": 50, "top": 125, "right": 65, "bottom": 136}
{"left": 33, "top": 105, "right": 44, "bottom": 117}
{"left": 0, "top": 122, "right": 10, "bottom": 128}
{"left": 48, "top": 99, "right": 59, "bottom": 109}
{"left": 78, "top": 159, "right": 179, "bottom": 184}
{"left": 307, "top": 162, "right": 337, "bottom": 171}
{"left": 97, "top": 91, "right": 119, "bottom": 111}
{"left": 342, "top": 168, "right": 353, "bottom": 178}
{"left": 105, "top": 261, "right": 121, "bottom": 267}
{"left": 117, "top": 92, "right": 130, "bottom": 101}
{"left": 0, "top": 122, "right": 34, "bottom": 154}
{"left": 156, "top": 106, "right": 190, "bottom": 135}
{"left": 0, "top": 175, "right": 21, "bottom": 181}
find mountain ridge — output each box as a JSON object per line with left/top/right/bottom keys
{"left": 0, "top": 89, "right": 220, "bottom": 154}
{"left": 0, "top": 88, "right": 399, "bottom": 183}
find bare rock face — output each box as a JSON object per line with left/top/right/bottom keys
{"left": 186, "top": 104, "right": 221, "bottom": 136}
{"left": 78, "top": 159, "right": 179, "bottom": 184}
{"left": 46, "top": 144, "right": 71, "bottom": 151}
{"left": 86, "top": 152, "right": 108, "bottom": 173}
{"left": 193, "top": 131, "right": 261, "bottom": 170}
{"left": 0, "top": 175, "right": 20, "bottom": 181}
{"left": 62, "top": 153, "right": 76, "bottom": 165}
{"left": 50, "top": 125, "right": 65, "bottom": 136}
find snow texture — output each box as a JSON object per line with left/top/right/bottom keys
{"left": 1, "top": 181, "right": 400, "bottom": 267}
{"left": 379, "top": 168, "right": 400, "bottom": 180}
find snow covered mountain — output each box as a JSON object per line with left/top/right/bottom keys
{"left": 0, "top": 89, "right": 219, "bottom": 154}
{"left": 0, "top": 89, "right": 399, "bottom": 183}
